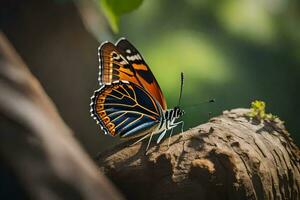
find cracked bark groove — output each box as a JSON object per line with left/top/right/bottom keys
{"left": 0, "top": 32, "right": 123, "bottom": 199}
{"left": 97, "top": 109, "right": 300, "bottom": 200}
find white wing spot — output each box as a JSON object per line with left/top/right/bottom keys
{"left": 112, "top": 52, "right": 120, "bottom": 59}
{"left": 126, "top": 54, "right": 141, "bottom": 61}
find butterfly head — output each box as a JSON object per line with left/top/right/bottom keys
{"left": 174, "top": 106, "right": 185, "bottom": 118}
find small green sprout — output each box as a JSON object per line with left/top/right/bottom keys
{"left": 247, "top": 100, "right": 278, "bottom": 121}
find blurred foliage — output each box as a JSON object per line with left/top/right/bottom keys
{"left": 247, "top": 100, "right": 278, "bottom": 121}
{"left": 99, "top": 0, "right": 143, "bottom": 33}
{"left": 91, "top": 0, "right": 299, "bottom": 144}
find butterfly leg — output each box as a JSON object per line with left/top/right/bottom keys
{"left": 167, "top": 128, "right": 174, "bottom": 147}
{"left": 131, "top": 133, "right": 151, "bottom": 146}
{"left": 180, "top": 121, "right": 184, "bottom": 133}
{"left": 156, "top": 129, "right": 167, "bottom": 144}
{"left": 174, "top": 121, "right": 184, "bottom": 132}
{"left": 146, "top": 131, "right": 156, "bottom": 152}
{"left": 167, "top": 121, "right": 184, "bottom": 147}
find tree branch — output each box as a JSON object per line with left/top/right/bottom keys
{"left": 97, "top": 108, "right": 300, "bottom": 200}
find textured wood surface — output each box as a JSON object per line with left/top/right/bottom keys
{"left": 97, "top": 108, "right": 300, "bottom": 200}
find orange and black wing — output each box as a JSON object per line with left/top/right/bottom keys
{"left": 98, "top": 42, "right": 138, "bottom": 85}
{"left": 116, "top": 38, "right": 167, "bottom": 110}
{"left": 98, "top": 39, "right": 167, "bottom": 110}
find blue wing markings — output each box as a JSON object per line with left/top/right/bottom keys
{"left": 110, "top": 112, "right": 126, "bottom": 122}
{"left": 104, "top": 84, "right": 160, "bottom": 118}
{"left": 107, "top": 89, "right": 124, "bottom": 99}
{"left": 119, "top": 84, "right": 135, "bottom": 99}
{"left": 130, "top": 82, "right": 159, "bottom": 115}
{"left": 121, "top": 120, "right": 158, "bottom": 138}
{"left": 91, "top": 81, "right": 163, "bottom": 137}
{"left": 117, "top": 113, "right": 158, "bottom": 137}
{"left": 114, "top": 116, "right": 131, "bottom": 130}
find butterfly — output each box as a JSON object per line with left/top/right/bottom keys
{"left": 90, "top": 38, "right": 184, "bottom": 151}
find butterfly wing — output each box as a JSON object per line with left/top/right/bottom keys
{"left": 116, "top": 38, "right": 167, "bottom": 110}
{"left": 90, "top": 81, "right": 163, "bottom": 138}
{"left": 98, "top": 39, "right": 167, "bottom": 110}
{"left": 98, "top": 42, "right": 141, "bottom": 87}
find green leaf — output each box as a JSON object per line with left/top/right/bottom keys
{"left": 100, "top": 0, "right": 143, "bottom": 33}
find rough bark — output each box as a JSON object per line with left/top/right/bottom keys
{"left": 0, "top": 32, "right": 123, "bottom": 200}
{"left": 97, "top": 109, "right": 300, "bottom": 200}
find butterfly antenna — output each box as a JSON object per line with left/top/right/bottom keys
{"left": 177, "top": 72, "right": 184, "bottom": 106}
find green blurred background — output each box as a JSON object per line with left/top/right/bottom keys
{"left": 1, "top": 0, "right": 299, "bottom": 156}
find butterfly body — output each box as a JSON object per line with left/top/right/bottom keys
{"left": 90, "top": 38, "right": 184, "bottom": 149}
